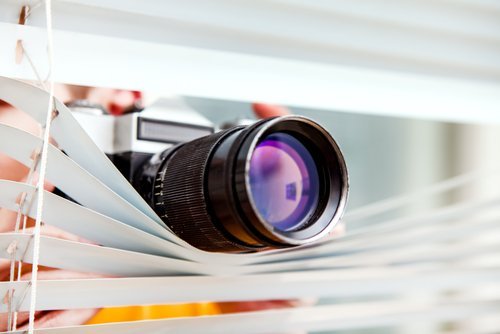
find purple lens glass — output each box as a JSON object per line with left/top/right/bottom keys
{"left": 249, "top": 132, "right": 319, "bottom": 231}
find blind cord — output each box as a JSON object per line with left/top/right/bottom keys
{"left": 27, "top": 0, "right": 56, "bottom": 332}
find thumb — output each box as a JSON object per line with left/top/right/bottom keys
{"left": 252, "top": 103, "right": 290, "bottom": 119}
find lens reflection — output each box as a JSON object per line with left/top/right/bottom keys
{"left": 249, "top": 132, "right": 319, "bottom": 231}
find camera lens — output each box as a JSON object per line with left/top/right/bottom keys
{"left": 136, "top": 116, "right": 348, "bottom": 252}
{"left": 249, "top": 132, "right": 319, "bottom": 232}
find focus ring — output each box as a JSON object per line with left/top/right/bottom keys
{"left": 153, "top": 131, "right": 249, "bottom": 252}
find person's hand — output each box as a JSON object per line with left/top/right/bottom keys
{"left": 0, "top": 85, "right": 140, "bottom": 330}
{"left": 0, "top": 267, "right": 100, "bottom": 331}
{"left": 0, "top": 222, "right": 102, "bottom": 330}
{"left": 0, "top": 176, "right": 100, "bottom": 330}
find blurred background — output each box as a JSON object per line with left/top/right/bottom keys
{"left": 187, "top": 96, "right": 500, "bottom": 214}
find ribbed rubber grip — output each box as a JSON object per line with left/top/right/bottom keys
{"left": 153, "top": 131, "right": 248, "bottom": 252}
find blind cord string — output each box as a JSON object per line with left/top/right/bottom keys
{"left": 5, "top": 1, "right": 48, "bottom": 332}
{"left": 19, "top": 0, "right": 55, "bottom": 333}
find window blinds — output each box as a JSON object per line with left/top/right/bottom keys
{"left": 1, "top": 0, "right": 500, "bottom": 332}
{"left": 0, "top": 0, "right": 500, "bottom": 123}
{"left": 0, "top": 76, "right": 499, "bottom": 333}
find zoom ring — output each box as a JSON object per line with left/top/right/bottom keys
{"left": 153, "top": 131, "right": 249, "bottom": 252}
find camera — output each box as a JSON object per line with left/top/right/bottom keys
{"left": 70, "top": 98, "right": 348, "bottom": 252}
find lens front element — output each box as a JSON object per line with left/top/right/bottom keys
{"left": 249, "top": 133, "right": 319, "bottom": 232}
{"left": 142, "top": 115, "right": 348, "bottom": 252}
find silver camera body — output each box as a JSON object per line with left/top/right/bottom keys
{"left": 71, "top": 98, "right": 214, "bottom": 181}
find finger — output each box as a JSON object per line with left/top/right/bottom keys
{"left": 218, "top": 299, "right": 297, "bottom": 313}
{"left": 0, "top": 207, "right": 18, "bottom": 232}
{"left": 0, "top": 104, "right": 41, "bottom": 138}
{"left": 0, "top": 209, "right": 94, "bottom": 244}
{"left": 0, "top": 272, "right": 102, "bottom": 330}
{"left": 0, "top": 259, "right": 13, "bottom": 281}
{"left": 109, "top": 90, "right": 141, "bottom": 115}
{"left": 21, "top": 269, "right": 106, "bottom": 281}
{"left": 252, "top": 103, "right": 290, "bottom": 119}
{"left": 55, "top": 84, "right": 91, "bottom": 103}
{"left": 85, "top": 88, "right": 140, "bottom": 115}
{"left": 22, "top": 225, "right": 95, "bottom": 244}
{"left": 0, "top": 311, "right": 43, "bottom": 331}
{"left": 0, "top": 152, "right": 29, "bottom": 182}
{"left": 17, "top": 309, "right": 99, "bottom": 330}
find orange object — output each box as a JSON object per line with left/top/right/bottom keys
{"left": 87, "top": 303, "right": 221, "bottom": 324}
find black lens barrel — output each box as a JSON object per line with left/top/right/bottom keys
{"left": 137, "top": 116, "right": 348, "bottom": 252}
